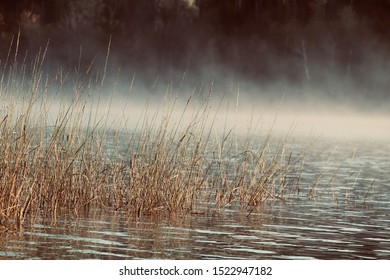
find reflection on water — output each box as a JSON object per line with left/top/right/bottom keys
{"left": 1, "top": 138, "right": 389, "bottom": 259}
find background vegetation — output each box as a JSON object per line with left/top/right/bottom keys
{"left": 0, "top": 0, "right": 389, "bottom": 101}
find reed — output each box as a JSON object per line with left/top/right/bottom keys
{"left": 0, "top": 42, "right": 306, "bottom": 225}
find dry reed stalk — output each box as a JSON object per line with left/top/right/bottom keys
{"left": 0, "top": 42, "right": 307, "bottom": 225}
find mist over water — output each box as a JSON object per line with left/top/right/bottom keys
{"left": 66, "top": 79, "right": 390, "bottom": 143}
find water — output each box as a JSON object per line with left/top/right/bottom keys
{"left": 1, "top": 137, "right": 389, "bottom": 259}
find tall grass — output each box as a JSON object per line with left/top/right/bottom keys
{"left": 0, "top": 41, "right": 306, "bottom": 225}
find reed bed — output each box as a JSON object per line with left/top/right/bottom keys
{"left": 0, "top": 43, "right": 306, "bottom": 225}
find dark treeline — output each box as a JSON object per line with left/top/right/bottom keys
{"left": 1, "top": 0, "right": 390, "bottom": 98}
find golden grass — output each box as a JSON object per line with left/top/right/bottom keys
{"left": 0, "top": 40, "right": 306, "bottom": 225}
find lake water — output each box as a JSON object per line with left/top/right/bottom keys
{"left": 1, "top": 136, "right": 389, "bottom": 260}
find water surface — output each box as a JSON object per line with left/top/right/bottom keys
{"left": 1, "top": 137, "right": 389, "bottom": 259}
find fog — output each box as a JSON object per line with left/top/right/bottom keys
{"left": 1, "top": 1, "right": 389, "bottom": 142}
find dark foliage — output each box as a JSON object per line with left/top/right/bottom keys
{"left": 0, "top": 0, "right": 389, "bottom": 97}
